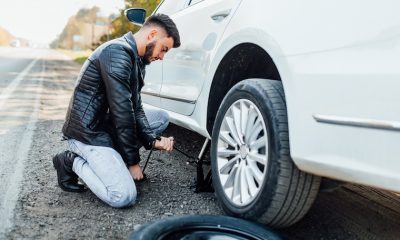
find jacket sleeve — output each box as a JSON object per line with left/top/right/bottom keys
{"left": 98, "top": 45, "right": 141, "bottom": 166}
{"left": 135, "top": 93, "right": 157, "bottom": 150}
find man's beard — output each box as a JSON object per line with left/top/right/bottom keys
{"left": 142, "top": 41, "right": 156, "bottom": 65}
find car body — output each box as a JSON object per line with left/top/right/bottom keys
{"left": 138, "top": 0, "right": 400, "bottom": 227}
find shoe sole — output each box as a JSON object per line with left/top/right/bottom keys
{"left": 52, "top": 155, "right": 87, "bottom": 193}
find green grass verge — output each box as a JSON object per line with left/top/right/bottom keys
{"left": 74, "top": 56, "right": 88, "bottom": 65}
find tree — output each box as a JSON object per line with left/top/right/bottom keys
{"left": 95, "top": 0, "right": 161, "bottom": 47}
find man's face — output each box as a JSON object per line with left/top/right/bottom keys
{"left": 142, "top": 31, "right": 174, "bottom": 65}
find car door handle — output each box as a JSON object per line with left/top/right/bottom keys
{"left": 211, "top": 9, "right": 231, "bottom": 22}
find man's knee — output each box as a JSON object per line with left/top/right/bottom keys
{"left": 108, "top": 185, "right": 137, "bottom": 208}
{"left": 159, "top": 110, "right": 170, "bottom": 133}
{"left": 108, "top": 190, "right": 136, "bottom": 208}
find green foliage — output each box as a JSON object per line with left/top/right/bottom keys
{"left": 95, "top": 0, "right": 161, "bottom": 47}
{"left": 51, "top": 1, "right": 162, "bottom": 49}
{"left": 74, "top": 56, "right": 88, "bottom": 65}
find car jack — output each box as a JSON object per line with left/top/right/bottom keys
{"left": 173, "top": 138, "right": 213, "bottom": 193}
{"left": 143, "top": 137, "right": 214, "bottom": 193}
{"left": 194, "top": 138, "right": 213, "bottom": 193}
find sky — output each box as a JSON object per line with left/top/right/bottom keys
{"left": 0, "top": 0, "right": 125, "bottom": 44}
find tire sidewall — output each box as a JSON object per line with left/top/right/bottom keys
{"left": 128, "top": 215, "right": 281, "bottom": 240}
{"left": 211, "top": 80, "right": 283, "bottom": 219}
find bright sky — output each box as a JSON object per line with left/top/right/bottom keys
{"left": 0, "top": 0, "right": 125, "bottom": 44}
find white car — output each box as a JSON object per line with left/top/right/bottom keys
{"left": 131, "top": 0, "right": 400, "bottom": 227}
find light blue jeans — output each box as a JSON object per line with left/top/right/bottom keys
{"left": 68, "top": 109, "right": 169, "bottom": 208}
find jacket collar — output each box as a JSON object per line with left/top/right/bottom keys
{"left": 124, "top": 32, "right": 139, "bottom": 58}
{"left": 124, "top": 31, "right": 145, "bottom": 86}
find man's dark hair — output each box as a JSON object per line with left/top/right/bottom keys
{"left": 143, "top": 14, "right": 181, "bottom": 48}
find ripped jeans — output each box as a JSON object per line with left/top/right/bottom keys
{"left": 68, "top": 108, "right": 169, "bottom": 208}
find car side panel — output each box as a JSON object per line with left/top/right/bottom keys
{"left": 221, "top": 0, "right": 400, "bottom": 191}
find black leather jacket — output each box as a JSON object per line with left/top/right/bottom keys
{"left": 62, "top": 32, "right": 157, "bottom": 166}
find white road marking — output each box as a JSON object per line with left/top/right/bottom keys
{"left": 0, "top": 58, "right": 38, "bottom": 111}
{"left": 0, "top": 59, "right": 44, "bottom": 237}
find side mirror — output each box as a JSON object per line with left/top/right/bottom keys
{"left": 125, "top": 8, "right": 146, "bottom": 26}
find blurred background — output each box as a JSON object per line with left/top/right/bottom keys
{"left": 0, "top": 0, "right": 161, "bottom": 62}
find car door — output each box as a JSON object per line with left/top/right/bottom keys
{"left": 159, "top": 0, "right": 242, "bottom": 115}
{"left": 141, "top": 0, "right": 187, "bottom": 107}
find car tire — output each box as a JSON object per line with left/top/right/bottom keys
{"left": 128, "top": 215, "right": 282, "bottom": 240}
{"left": 211, "top": 79, "right": 321, "bottom": 228}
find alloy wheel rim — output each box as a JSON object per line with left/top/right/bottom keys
{"left": 217, "top": 99, "right": 269, "bottom": 206}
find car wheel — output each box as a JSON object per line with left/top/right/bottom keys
{"left": 128, "top": 215, "right": 282, "bottom": 240}
{"left": 211, "top": 79, "right": 321, "bottom": 228}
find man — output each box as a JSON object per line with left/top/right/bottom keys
{"left": 52, "top": 14, "right": 180, "bottom": 208}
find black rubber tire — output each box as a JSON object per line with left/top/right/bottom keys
{"left": 128, "top": 215, "right": 282, "bottom": 240}
{"left": 211, "top": 79, "right": 321, "bottom": 228}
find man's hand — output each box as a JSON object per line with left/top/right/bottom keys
{"left": 154, "top": 136, "right": 174, "bottom": 152}
{"left": 129, "top": 164, "right": 144, "bottom": 181}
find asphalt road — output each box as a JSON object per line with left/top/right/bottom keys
{"left": 0, "top": 47, "right": 46, "bottom": 236}
{"left": 0, "top": 47, "right": 399, "bottom": 239}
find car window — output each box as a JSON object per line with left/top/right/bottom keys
{"left": 155, "top": 0, "right": 187, "bottom": 15}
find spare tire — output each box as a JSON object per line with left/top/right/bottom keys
{"left": 128, "top": 215, "right": 281, "bottom": 240}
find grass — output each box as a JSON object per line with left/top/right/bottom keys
{"left": 74, "top": 56, "right": 88, "bottom": 64}
{"left": 56, "top": 49, "right": 92, "bottom": 65}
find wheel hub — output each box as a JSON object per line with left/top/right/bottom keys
{"left": 239, "top": 144, "right": 248, "bottom": 159}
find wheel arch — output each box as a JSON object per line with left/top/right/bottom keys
{"left": 206, "top": 42, "right": 283, "bottom": 135}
